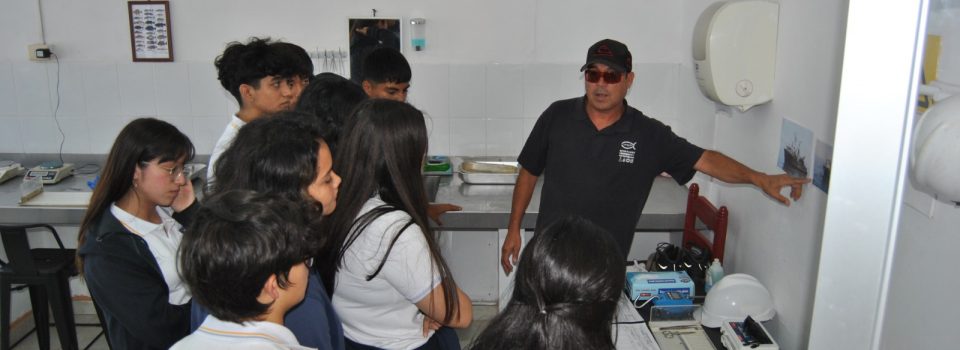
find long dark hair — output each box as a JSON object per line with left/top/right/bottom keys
{"left": 318, "top": 99, "right": 460, "bottom": 323}
{"left": 469, "top": 216, "right": 626, "bottom": 350}
{"left": 78, "top": 118, "right": 195, "bottom": 271}
{"left": 207, "top": 111, "right": 327, "bottom": 248}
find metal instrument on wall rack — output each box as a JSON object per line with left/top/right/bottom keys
{"left": 313, "top": 48, "right": 347, "bottom": 76}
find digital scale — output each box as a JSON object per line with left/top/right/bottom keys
{"left": 24, "top": 163, "right": 75, "bottom": 185}
{"left": 0, "top": 163, "right": 27, "bottom": 184}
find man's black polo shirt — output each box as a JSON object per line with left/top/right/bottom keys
{"left": 518, "top": 96, "right": 704, "bottom": 257}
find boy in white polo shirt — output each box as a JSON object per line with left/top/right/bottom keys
{"left": 208, "top": 37, "right": 313, "bottom": 182}
{"left": 172, "top": 190, "right": 316, "bottom": 350}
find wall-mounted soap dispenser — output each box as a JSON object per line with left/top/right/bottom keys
{"left": 410, "top": 18, "right": 426, "bottom": 51}
{"left": 693, "top": 0, "right": 780, "bottom": 112}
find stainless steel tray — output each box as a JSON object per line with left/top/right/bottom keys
{"left": 458, "top": 157, "right": 519, "bottom": 185}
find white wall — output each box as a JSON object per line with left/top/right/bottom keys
{"left": 697, "top": 0, "right": 847, "bottom": 348}
{"left": 0, "top": 1, "right": 855, "bottom": 348}
{"left": 0, "top": 0, "right": 695, "bottom": 157}
{"left": 881, "top": 2, "right": 960, "bottom": 348}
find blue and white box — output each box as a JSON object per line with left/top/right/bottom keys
{"left": 626, "top": 271, "right": 695, "bottom": 302}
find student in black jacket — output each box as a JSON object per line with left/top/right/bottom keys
{"left": 77, "top": 118, "right": 197, "bottom": 349}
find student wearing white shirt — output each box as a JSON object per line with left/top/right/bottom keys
{"left": 78, "top": 118, "right": 197, "bottom": 350}
{"left": 319, "top": 100, "right": 472, "bottom": 350}
{"left": 173, "top": 190, "right": 316, "bottom": 350}
{"left": 208, "top": 37, "right": 313, "bottom": 181}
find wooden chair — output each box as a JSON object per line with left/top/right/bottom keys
{"left": 0, "top": 224, "right": 78, "bottom": 350}
{"left": 681, "top": 183, "right": 729, "bottom": 263}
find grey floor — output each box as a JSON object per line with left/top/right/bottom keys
{"left": 455, "top": 305, "right": 498, "bottom": 349}
{"left": 10, "top": 305, "right": 499, "bottom": 350}
{"left": 9, "top": 314, "right": 109, "bottom": 350}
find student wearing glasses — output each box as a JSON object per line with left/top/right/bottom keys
{"left": 77, "top": 118, "right": 197, "bottom": 349}
{"left": 501, "top": 39, "right": 810, "bottom": 271}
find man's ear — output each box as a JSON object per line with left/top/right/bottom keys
{"left": 362, "top": 80, "right": 374, "bottom": 95}
{"left": 239, "top": 83, "right": 256, "bottom": 104}
{"left": 256, "top": 274, "right": 280, "bottom": 305}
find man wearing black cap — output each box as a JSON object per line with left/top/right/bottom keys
{"left": 501, "top": 39, "right": 809, "bottom": 272}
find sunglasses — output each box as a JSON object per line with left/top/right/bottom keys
{"left": 584, "top": 69, "right": 624, "bottom": 84}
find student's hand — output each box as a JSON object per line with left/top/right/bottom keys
{"left": 500, "top": 227, "right": 522, "bottom": 275}
{"left": 422, "top": 316, "right": 442, "bottom": 337}
{"left": 427, "top": 203, "right": 462, "bottom": 225}
{"left": 171, "top": 178, "right": 195, "bottom": 213}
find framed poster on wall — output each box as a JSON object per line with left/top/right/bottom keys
{"left": 128, "top": 1, "right": 173, "bottom": 62}
{"left": 348, "top": 17, "right": 401, "bottom": 81}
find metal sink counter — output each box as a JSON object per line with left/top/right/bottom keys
{"left": 1, "top": 156, "right": 691, "bottom": 231}
{"left": 431, "top": 157, "right": 690, "bottom": 231}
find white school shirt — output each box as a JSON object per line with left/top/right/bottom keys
{"left": 332, "top": 196, "right": 442, "bottom": 350}
{"left": 170, "top": 315, "right": 315, "bottom": 350}
{"left": 110, "top": 204, "right": 190, "bottom": 305}
{"left": 207, "top": 114, "right": 246, "bottom": 181}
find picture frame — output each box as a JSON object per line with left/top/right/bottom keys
{"left": 348, "top": 17, "right": 402, "bottom": 81}
{"left": 128, "top": 1, "right": 173, "bottom": 62}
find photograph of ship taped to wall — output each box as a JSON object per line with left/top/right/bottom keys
{"left": 814, "top": 140, "right": 833, "bottom": 193}
{"left": 777, "top": 118, "right": 813, "bottom": 178}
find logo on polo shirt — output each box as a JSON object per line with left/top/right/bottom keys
{"left": 619, "top": 141, "right": 637, "bottom": 164}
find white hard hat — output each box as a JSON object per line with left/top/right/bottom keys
{"left": 700, "top": 273, "right": 776, "bottom": 328}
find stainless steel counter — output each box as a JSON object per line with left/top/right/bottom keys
{"left": 0, "top": 156, "right": 691, "bottom": 231}
{"left": 433, "top": 157, "right": 690, "bottom": 231}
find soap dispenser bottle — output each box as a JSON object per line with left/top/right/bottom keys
{"left": 705, "top": 258, "right": 724, "bottom": 293}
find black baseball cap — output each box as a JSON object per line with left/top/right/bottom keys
{"left": 580, "top": 39, "right": 632, "bottom": 73}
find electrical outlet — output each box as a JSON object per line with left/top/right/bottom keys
{"left": 28, "top": 43, "right": 52, "bottom": 61}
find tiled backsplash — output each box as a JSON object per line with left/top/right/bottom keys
{"left": 0, "top": 61, "right": 707, "bottom": 157}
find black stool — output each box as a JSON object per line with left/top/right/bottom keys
{"left": 0, "top": 224, "right": 78, "bottom": 350}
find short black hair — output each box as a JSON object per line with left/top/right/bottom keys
{"left": 180, "top": 190, "right": 312, "bottom": 323}
{"left": 214, "top": 37, "right": 314, "bottom": 104}
{"left": 294, "top": 73, "right": 367, "bottom": 152}
{"left": 360, "top": 47, "right": 411, "bottom": 84}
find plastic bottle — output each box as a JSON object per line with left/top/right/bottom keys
{"left": 704, "top": 258, "right": 725, "bottom": 293}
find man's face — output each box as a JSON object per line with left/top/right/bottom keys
{"left": 363, "top": 81, "right": 409, "bottom": 102}
{"left": 583, "top": 63, "right": 634, "bottom": 114}
{"left": 243, "top": 75, "right": 309, "bottom": 115}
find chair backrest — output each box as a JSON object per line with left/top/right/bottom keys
{"left": 681, "top": 183, "right": 729, "bottom": 263}
{"left": 0, "top": 224, "right": 64, "bottom": 275}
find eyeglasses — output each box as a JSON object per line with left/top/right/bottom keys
{"left": 144, "top": 162, "right": 188, "bottom": 181}
{"left": 584, "top": 69, "right": 624, "bottom": 84}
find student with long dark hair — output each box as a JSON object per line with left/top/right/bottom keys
{"left": 469, "top": 216, "right": 626, "bottom": 350}
{"left": 195, "top": 111, "right": 344, "bottom": 350}
{"left": 77, "top": 118, "right": 196, "bottom": 349}
{"left": 319, "top": 99, "right": 472, "bottom": 350}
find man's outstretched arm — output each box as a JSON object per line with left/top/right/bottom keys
{"left": 693, "top": 150, "right": 810, "bottom": 206}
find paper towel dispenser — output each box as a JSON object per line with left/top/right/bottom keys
{"left": 693, "top": 0, "right": 780, "bottom": 112}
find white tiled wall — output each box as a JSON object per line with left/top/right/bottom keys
{"left": 1, "top": 60, "right": 692, "bottom": 157}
